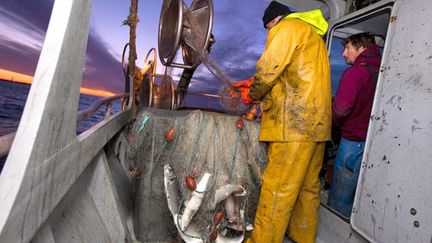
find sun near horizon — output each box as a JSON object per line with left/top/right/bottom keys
{"left": 0, "top": 68, "right": 117, "bottom": 97}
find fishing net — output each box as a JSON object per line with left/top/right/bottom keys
{"left": 125, "top": 108, "right": 267, "bottom": 242}
{"left": 181, "top": 6, "right": 251, "bottom": 115}
{"left": 217, "top": 85, "right": 250, "bottom": 115}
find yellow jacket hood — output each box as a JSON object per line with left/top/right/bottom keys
{"left": 286, "top": 9, "right": 328, "bottom": 35}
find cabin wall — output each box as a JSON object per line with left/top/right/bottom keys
{"left": 352, "top": 0, "right": 432, "bottom": 242}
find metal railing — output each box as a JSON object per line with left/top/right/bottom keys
{"left": 76, "top": 93, "right": 129, "bottom": 122}
{"left": 182, "top": 92, "right": 225, "bottom": 112}
{"left": 0, "top": 93, "right": 129, "bottom": 159}
{"left": 0, "top": 133, "right": 15, "bottom": 159}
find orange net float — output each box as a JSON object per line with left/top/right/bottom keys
{"left": 236, "top": 118, "right": 244, "bottom": 129}
{"left": 165, "top": 127, "right": 176, "bottom": 142}
{"left": 185, "top": 175, "right": 197, "bottom": 191}
{"left": 213, "top": 211, "right": 224, "bottom": 224}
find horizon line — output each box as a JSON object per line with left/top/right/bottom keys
{"left": 0, "top": 68, "right": 118, "bottom": 97}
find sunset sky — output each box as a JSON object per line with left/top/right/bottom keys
{"left": 0, "top": 0, "right": 268, "bottom": 97}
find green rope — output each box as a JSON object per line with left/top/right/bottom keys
{"left": 138, "top": 114, "right": 151, "bottom": 132}
{"left": 185, "top": 111, "right": 206, "bottom": 172}
{"left": 254, "top": 125, "right": 267, "bottom": 168}
{"left": 228, "top": 127, "right": 241, "bottom": 181}
{"left": 166, "top": 116, "right": 188, "bottom": 163}
{"left": 149, "top": 115, "right": 187, "bottom": 200}
{"left": 195, "top": 129, "right": 218, "bottom": 194}
{"left": 149, "top": 140, "right": 168, "bottom": 199}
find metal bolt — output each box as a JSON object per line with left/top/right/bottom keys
{"left": 413, "top": 221, "right": 420, "bottom": 228}
{"left": 410, "top": 208, "right": 417, "bottom": 216}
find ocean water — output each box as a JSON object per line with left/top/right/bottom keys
{"left": 0, "top": 80, "right": 121, "bottom": 168}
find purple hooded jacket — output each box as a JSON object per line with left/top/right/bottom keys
{"left": 333, "top": 44, "right": 382, "bottom": 141}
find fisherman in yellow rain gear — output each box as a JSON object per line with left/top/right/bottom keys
{"left": 235, "top": 1, "right": 331, "bottom": 242}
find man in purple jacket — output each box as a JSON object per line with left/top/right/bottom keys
{"left": 328, "top": 32, "right": 382, "bottom": 218}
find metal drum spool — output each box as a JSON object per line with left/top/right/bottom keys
{"left": 158, "top": 0, "right": 214, "bottom": 69}
{"left": 138, "top": 48, "right": 176, "bottom": 110}
{"left": 149, "top": 74, "right": 175, "bottom": 110}
{"left": 139, "top": 73, "right": 175, "bottom": 110}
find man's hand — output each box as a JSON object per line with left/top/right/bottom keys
{"left": 234, "top": 76, "right": 254, "bottom": 89}
{"left": 233, "top": 77, "right": 254, "bottom": 105}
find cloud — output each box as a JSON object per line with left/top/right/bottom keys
{"left": 0, "top": 8, "right": 44, "bottom": 51}
{"left": 185, "top": 0, "right": 268, "bottom": 93}
{"left": 0, "top": 0, "right": 124, "bottom": 93}
{"left": 0, "top": 0, "right": 53, "bottom": 75}
{"left": 82, "top": 31, "right": 125, "bottom": 92}
{"left": 0, "top": 38, "right": 41, "bottom": 75}
{"left": 0, "top": 0, "right": 270, "bottom": 96}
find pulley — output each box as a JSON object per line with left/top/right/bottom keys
{"left": 158, "top": 0, "right": 214, "bottom": 69}
{"left": 138, "top": 48, "right": 176, "bottom": 110}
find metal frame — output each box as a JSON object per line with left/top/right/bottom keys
{"left": 148, "top": 73, "right": 176, "bottom": 110}
{"left": 158, "top": 0, "right": 214, "bottom": 69}
{"left": 158, "top": 0, "right": 184, "bottom": 67}
{"left": 142, "top": 48, "right": 158, "bottom": 107}
{"left": 181, "top": 0, "right": 214, "bottom": 67}
{"left": 326, "top": 0, "right": 394, "bottom": 48}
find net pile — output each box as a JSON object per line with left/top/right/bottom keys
{"left": 126, "top": 108, "right": 267, "bottom": 242}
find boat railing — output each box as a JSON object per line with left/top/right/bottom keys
{"left": 182, "top": 91, "right": 226, "bottom": 112}
{"left": 76, "top": 93, "right": 129, "bottom": 122}
{"left": 0, "top": 133, "right": 15, "bottom": 160}
{"left": 0, "top": 0, "right": 136, "bottom": 241}
{"left": 0, "top": 93, "right": 129, "bottom": 159}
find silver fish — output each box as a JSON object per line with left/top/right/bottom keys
{"left": 164, "top": 164, "right": 204, "bottom": 243}
{"left": 163, "top": 164, "right": 180, "bottom": 216}
{"left": 213, "top": 184, "right": 246, "bottom": 208}
{"left": 180, "top": 172, "right": 212, "bottom": 231}
{"left": 216, "top": 229, "right": 245, "bottom": 243}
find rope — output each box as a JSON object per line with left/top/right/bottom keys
{"left": 228, "top": 127, "right": 241, "bottom": 181}
{"left": 149, "top": 115, "right": 188, "bottom": 199}
{"left": 166, "top": 116, "right": 188, "bottom": 163}
{"left": 184, "top": 111, "right": 206, "bottom": 172}
{"left": 149, "top": 140, "right": 168, "bottom": 198}
{"left": 255, "top": 125, "right": 267, "bottom": 168}
{"left": 195, "top": 128, "right": 218, "bottom": 194}
{"left": 138, "top": 114, "right": 151, "bottom": 132}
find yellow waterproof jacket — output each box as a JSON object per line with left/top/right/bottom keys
{"left": 249, "top": 10, "right": 331, "bottom": 142}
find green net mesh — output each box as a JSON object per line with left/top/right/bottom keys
{"left": 126, "top": 108, "right": 267, "bottom": 242}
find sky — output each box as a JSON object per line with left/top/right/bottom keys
{"left": 0, "top": 0, "right": 269, "bottom": 96}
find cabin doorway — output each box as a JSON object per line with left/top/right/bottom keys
{"left": 320, "top": 2, "right": 392, "bottom": 221}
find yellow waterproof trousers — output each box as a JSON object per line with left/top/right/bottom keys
{"left": 247, "top": 142, "right": 325, "bottom": 243}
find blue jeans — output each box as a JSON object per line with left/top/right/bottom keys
{"left": 327, "top": 137, "right": 365, "bottom": 218}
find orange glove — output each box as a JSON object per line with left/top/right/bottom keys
{"left": 234, "top": 76, "right": 254, "bottom": 89}
{"left": 240, "top": 90, "right": 253, "bottom": 105}
{"left": 233, "top": 77, "right": 254, "bottom": 105}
